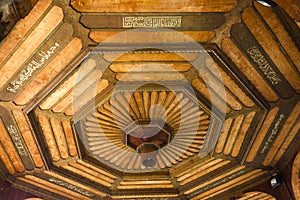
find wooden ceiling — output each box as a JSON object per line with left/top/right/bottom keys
{"left": 0, "top": 0, "right": 299, "bottom": 199}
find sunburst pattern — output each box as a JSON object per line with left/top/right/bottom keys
{"left": 82, "top": 90, "right": 210, "bottom": 171}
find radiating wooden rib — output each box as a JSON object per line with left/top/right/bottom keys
{"left": 222, "top": 38, "right": 279, "bottom": 102}
{"left": 191, "top": 170, "right": 265, "bottom": 200}
{"left": 85, "top": 119, "right": 120, "bottom": 130}
{"left": 246, "top": 107, "right": 279, "bottom": 162}
{"left": 175, "top": 158, "right": 215, "bottom": 178}
{"left": 200, "top": 171, "right": 266, "bottom": 200}
{"left": 198, "top": 68, "right": 243, "bottom": 110}
{"left": 108, "top": 148, "right": 129, "bottom": 163}
{"left": 215, "top": 118, "right": 233, "bottom": 154}
{"left": 142, "top": 91, "right": 150, "bottom": 119}
{"left": 167, "top": 144, "right": 194, "bottom": 158}
{"left": 134, "top": 156, "right": 142, "bottom": 170}
{"left": 71, "top": 0, "right": 235, "bottom": 12}
{"left": 109, "top": 97, "right": 133, "bottom": 122}
{"left": 170, "top": 102, "right": 196, "bottom": 125}
{"left": 89, "top": 113, "right": 120, "bottom": 128}
{"left": 184, "top": 165, "right": 246, "bottom": 194}
{"left": 68, "top": 162, "right": 114, "bottom": 184}
{"left": 271, "top": 118, "right": 300, "bottom": 166}
{"left": 166, "top": 145, "right": 189, "bottom": 159}
{"left": 192, "top": 79, "right": 230, "bottom": 113}
{"left": 264, "top": 102, "right": 300, "bottom": 166}
{"left": 172, "top": 109, "right": 204, "bottom": 127}
{"left": 160, "top": 149, "right": 177, "bottom": 165}
{"left": 44, "top": 170, "right": 107, "bottom": 197}
{"left": 40, "top": 59, "right": 96, "bottom": 109}
{"left": 127, "top": 154, "right": 139, "bottom": 169}
{"left": 161, "top": 92, "right": 176, "bottom": 118}
{"left": 223, "top": 115, "right": 245, "bottom": 155}
{"left": 156, "top": 153, "right": 167, "bottom": 168}
{"left": 180, "top": 159, "right": 231, "bottom": 185}
{"left": 158, "top": 150, "right": 173, "bottom": 167}
{"left": 254, "top": 3, "right": 300, "bottom": 72}
{"left": 117, "top": 152, "right": 132, "bottom": 167}
{"left": 179, "top": 119, "right": 210, "bottom": 130}
{"left": 164, "top": 147, "right": 184, "bottom": 161}
{"left": 101, "top": 146, "right": 127, "bottom": 159}
{"left": 0, "top": 6, "right": 63, "bottom": 89}
{"left": 0, "top": 142, "right": 15, "bottom": 174}
{"left": 149, "top": 91, "right": 158, "bottom": 119}
{"left": 50, "top": 118, "right": 69, "bottom": 159}
{"left": 61, "top": 164, "right": 112, "bottom": 187}
{"left": 0, "top": 0, "right": 52, "bottom": 65}
{"left": 124, "top": 92, "right": 140, "bottom": 119}
{"left": 18, "top": 176, "right": 86, "bottom": 200}
{"left": 178, "top": 125, "right": 209, "bottom": 133}
{"left": 103, "top": 104, "right": 131, "bottom": 125}
{"left": 176, "top": 134, "right": 206, "bottom": 140}
{"left": 117, "top": 155, "right": 135, "bottom": 169}
{"left": 171, "top": 141, "right": 199, "bottom": 153}
{"left": 172, "top": 140, "right": 199, "bottom": 153}
{"left": 12, "top": 110, "right": 44, "bottom": 167}
{"left": 232, "top": 111, "right": 256, "bottom": 157}
{"left": 116, "top": 73, "right": 185, "bottom": 82}
{"left": 90, "top": 142, "right": 115, "bottom": 152}
{"left": 113, "top": 93, "right": 137, "bottom": 120}
{"left": 97, "top": 107, "right": 127, "bottom": 126}
{"left": 205, "top": 58, "right": 255, "bottom": 107}
{"left": 168, "top": 98, "right": 190, "bottom": 119}
{"left": 76, "top": 160, "right": 117, "bottom": 179}
{"left": 154, "top": 91, "right": 167, "bottom": 119}
{"left": 243, "top": 8, "right": 300, "bottom": 93}
{"left": 85, "top": 125, "right": 120, "bottom": 133}
{"left": 133, "top": 91, "right": 145, "bottom": 118}
{"left": 14, "top": 38, "right": 82, "bottom": 105}
{"left": 37, "top": 115, "right": 60, "bottom": 162}
{"left": 162, "top": 92, "right": 182, "bottom": 120}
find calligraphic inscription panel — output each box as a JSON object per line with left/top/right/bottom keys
{"left": 230, "top": 23, "right": 294, "bottom": 99}
{"left": 0, "top": 23, "right": 74, "bottom": 101}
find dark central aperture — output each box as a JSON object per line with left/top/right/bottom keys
{"left": 122, "top": 119, "right": 173, "bottom": 167}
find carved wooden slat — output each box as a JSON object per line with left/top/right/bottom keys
{"left": 215, "top": 118, "right": 233, "bottom": 154}
{"left": 14, "top": 38, "right": 82, "bottom": 105}
{"left": 0, "top": 0, "right": 52, "bottom": 65}
{"left": 71, "top": 0, "right": 236, "bottom": 13}
{"left": 0, "top": 142, "right": 15, "bottom": 174}
{"left": 0, "top": 6, "right": 63, "bottom": 89}
{"left": 49, "top": 118, "right": 69, "bottom": 159}
{"left": 242, "top": 7, "right": 300, "bottom": 93}
{"left": 222, "top": 38, "right": 279, "bottom": 102}
{"left": 205, "top": 58, "right": 255, "bottom": 107}
{"left": 254, "top": 2, "right": 300, "bottom": 72}
{"left": 90, "top": 30, "right": 216, "bottom": 43}
{"left": 12, "top": 110, "right": 44, "bottom": 168}
{"left": 61, "top": 121, "right": 77, "bottom": 157}
{"left": 37, "top": 115, "right": 60, "bottom": 162}
{"left": 224, "top": 115, "right": 245, "bottom": 155}
{"left": 246, "top": 107, "right": 279, "bottom": 162}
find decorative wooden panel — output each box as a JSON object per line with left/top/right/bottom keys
{"left": 0, "top": 0, "right": 299, "bottom": 199}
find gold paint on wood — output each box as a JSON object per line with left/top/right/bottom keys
{"left": 215, "top": 118, "right": 233, "bottom": 154}
{"left": 49, "top": 118, "right": 69, "bottom": 159}
{"left": 61, "top": 121, "right": 77, "bottom": 157}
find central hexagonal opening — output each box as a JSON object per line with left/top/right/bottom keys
{"left": 122, "top": 119, "right": 174, "bottom": 167}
